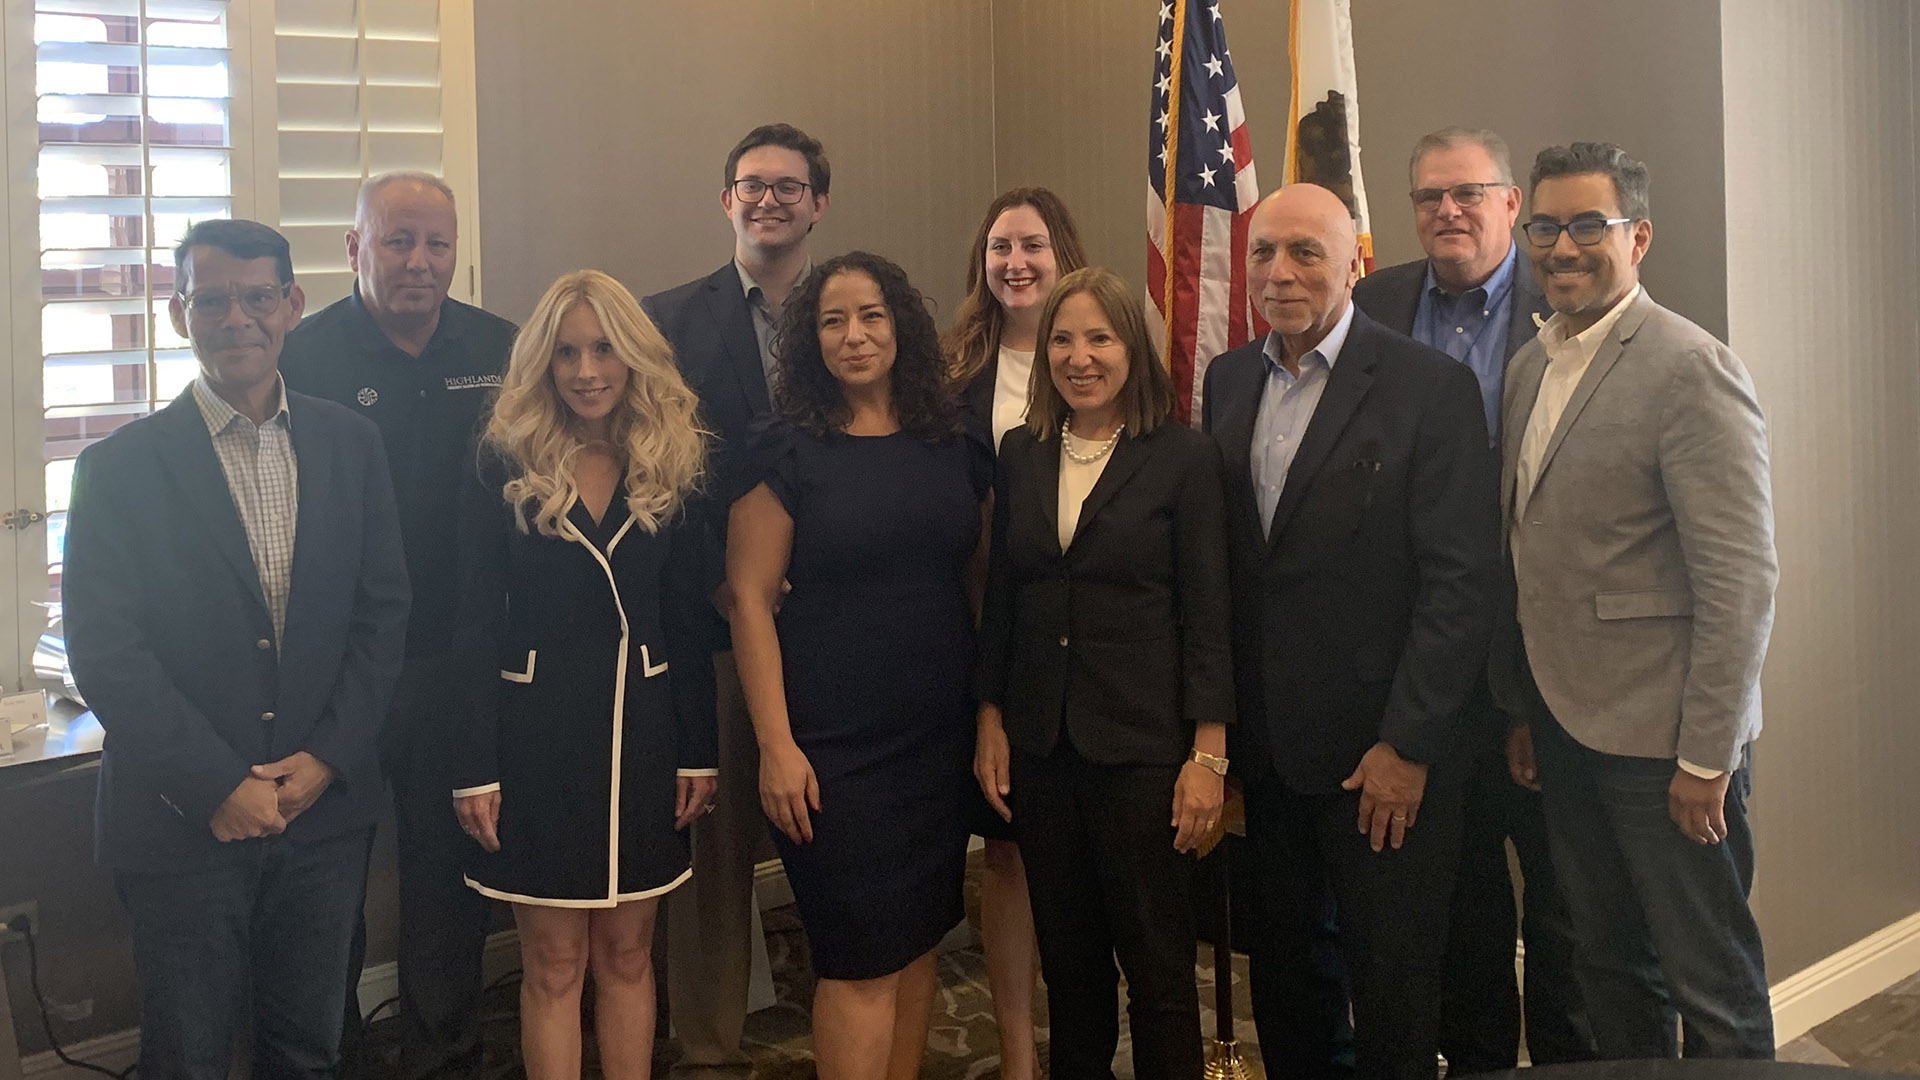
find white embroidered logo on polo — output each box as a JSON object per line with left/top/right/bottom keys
{"left": 356, "top": 387, "right": 378, "bottom": 406}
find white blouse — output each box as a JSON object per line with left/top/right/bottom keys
{"left": 991, "top": 344, "right": 1036, "bottom": 451}
{"left": 1057, "top": 429, "right": 1114, "bottom": 551}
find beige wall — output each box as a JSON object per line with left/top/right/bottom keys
{"left": 473, "top": 0, "right": 996, "bottom": 327}
{"left": 1721, "top": 0, "right": 1920, "bottom": 977}
{"left": 987, "top": 0, "right": 1291, "bottom": 285}
{"left": 1352, "top": 0, "right": 1728, "bottom": 340}
{"left": 988, "top": 0, "right": 1728, "bottom": 340}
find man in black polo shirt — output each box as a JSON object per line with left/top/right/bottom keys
{"left": 281, "top": 170, "right": 516, "bottom": 1080}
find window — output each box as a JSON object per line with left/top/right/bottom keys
{"left": 275, "top": 0, "right": 464, "bottom": 308}
{"left": 2, "top": 0, "right": 478, "bottom": 690}
{"left": 36, "top": 0, "right": 238, "bottom": 609}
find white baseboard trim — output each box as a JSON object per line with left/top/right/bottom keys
{"left": 1771, "top": 909, "right": 1920, "bottom": 1044}
{"left": 752, "top": 857, "right": 793, "bottom": 913}
{"left": 21, "top": 1027, "right": 140, "bottom": 1079}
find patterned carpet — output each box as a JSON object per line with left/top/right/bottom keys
{"left": 385, "top": 848, "right": 1261, "bottom": 1080}
{"left": 367, "top": 851, "right": 1919, "bottom": 1078}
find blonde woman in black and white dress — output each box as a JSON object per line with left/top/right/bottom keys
{"left": 451, "top": 269, "right": 716, "bottom": 1080}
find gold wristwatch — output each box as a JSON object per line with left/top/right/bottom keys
{"left": 1188, "top": 748, "right": 1229, "bottom": 776}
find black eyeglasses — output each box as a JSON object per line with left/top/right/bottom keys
{"left": 1522, "top": 217, "right": 1634, "bottom": 247}
{"left": 1409, "top": 182, "right": 1506, "bottom": 212}
{"left": 728, "top": 178, "right": 812, "bottom": 205}
{"left": 179, "top": 283, "right": 291, "bottom": 319}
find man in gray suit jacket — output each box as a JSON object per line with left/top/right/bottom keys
{"left": 1495, "top": 142, "right": 1777, "bottom": 1060}
{"left": 1354, "top": 127, "right": 1586, "bottom": 1074}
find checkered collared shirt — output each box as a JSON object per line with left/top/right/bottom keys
{"left": 191, "top": 376, "right": 299, "bottom": 646}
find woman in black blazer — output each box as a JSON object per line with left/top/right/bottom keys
{"left": 974, "top": 267, "right": 1233, "bottom": 1080}
{"left": 942, "top": 185, "right": 1089, "bottom": 1080}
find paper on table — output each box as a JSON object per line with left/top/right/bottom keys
{"left": 0, "top": 690, "right": 50, "bottom": 759}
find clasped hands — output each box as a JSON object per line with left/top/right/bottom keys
{"left": 208, "top": 750, "right": 333, "bottom": 842}
{"left": 1506, "top": 722, "right": 1733, "bottom": 845}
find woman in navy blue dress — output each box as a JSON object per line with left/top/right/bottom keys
{"left": 728, "top": 251, "right": 990, "bottom": 1080}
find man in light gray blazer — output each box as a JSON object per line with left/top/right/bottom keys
{"left": 1492, "top": 142, "right": 1777, "bottom": 1061}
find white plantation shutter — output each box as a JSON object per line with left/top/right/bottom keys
{"left": 32, "top": 0, "right": 238, "bottom": 602}
{"left": 3, "top": 0, "right": 478, "bottom": 682}
{"left": 274, "top": 0, "right": 448, "bottom": 308}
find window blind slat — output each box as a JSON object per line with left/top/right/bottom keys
{"left": 276, "top": 82, "right": 357, "bottom": 129}
{"left": 279, "top": 176, "right": 361, "bottom": 225}
{"left": 366, "top": 132, "right": 440, "bottom": 175}
{"left": 282, "top": 223, "right": 347, "bottom": 270}
{"left": 275, "top": 34, "right": 356, "bottom": 82}
{"left": 365, "top": 85, "right": 438, "bottom": 129}
{"left": 364, "top": 39, "right": 438, "bottom": 83}
{"left": 364, "top": 0, "right": 438, "bottom": 40}
{"left": 273, "top": 0, "right": 354, "bottom": 35}
{"left": 278, "top": 129, "right": 359, "bottom": 176}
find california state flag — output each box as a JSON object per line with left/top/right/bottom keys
{"left": 1285, "top": 0, "right": 1374, "bottom": 272}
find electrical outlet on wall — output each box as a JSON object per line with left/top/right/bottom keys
{"left": 0, "top": 899, "right": 39, "bottom": 943}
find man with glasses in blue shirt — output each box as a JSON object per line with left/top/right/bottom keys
{"left": 1353, "top": 128, "right": 1585, "bottom": 1074}
{"left": 1493, "top": 142, "right": 1777, "bottom": 1061}
{"left": 643, "top": 122, "right": 831, "bottom": 1080}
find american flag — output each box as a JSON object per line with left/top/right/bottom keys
{"left": 1148, "top": 0, "right": 1266, "bottom": 426}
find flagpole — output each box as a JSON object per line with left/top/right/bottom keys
{"left": 1158, "top": 0, "right": 1188, "bottom": 351}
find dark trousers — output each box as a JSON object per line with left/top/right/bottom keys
{"left": 1438, "top": 740, "right": 1591, "bottom": 1073}
{"left": 1242, "top": 766, "right": 1465, "bottom": 1080}
{"left": 1529, "top": 708, "right": 1773, "bottom": 1060}
{"left": 1011, "top": 741, "right": 1202, "bottom": 1080}
{"left": 341, "top": 662, "right": 493, "bottom": 1080}
{"left": 117, "top": 827, "right": 372, "bottom": 1080}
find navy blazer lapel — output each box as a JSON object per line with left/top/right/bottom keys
{"left": 963, "top": 352, "right": 998, "bottom": 432}
{"left": 1208, "top": 346, "right": 1267, "bottom": 550}
{"left": 701, "top": 266, "right": 772, "bottom": 416}
{"left": 1266, "top": 324, "right": 1378, "bottom": 544}
{"left": 1211, "top": 348, "right": 1263, "bottom": 493}
{"left": 285, "top": 395, "right": 334, "bottom": 615}
{"left": 1379, "top": 263, "right": 1422, "bottom": 335}
{"left": 1506, "top": 258, "right": 1553, "bottom": 364}
{"left": 154, "top": 393, "right": 267, "bottom": 610}
{"left": 1067, "top": 429, "right": 1151, "bottom": 552}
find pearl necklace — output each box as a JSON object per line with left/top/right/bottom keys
{"left": 1061, "top": 418, "right": 1124, "bottom": 465}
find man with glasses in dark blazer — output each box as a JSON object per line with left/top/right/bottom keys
{"left": 64, "top": 218, "right": 409, "bottom": 1080}
{"left": 642, "top": 122, "right": 830, "bottom": 1080}
{"left": 1353, "top": 127, "right": 1587, "bottom": 1073}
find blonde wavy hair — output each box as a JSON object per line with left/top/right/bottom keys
{"left": 485, "top": 270, "right": 706, "bottom": 537}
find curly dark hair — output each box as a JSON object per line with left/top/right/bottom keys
{"left": 772, "top": 251, "right": 962, "bottom": 441}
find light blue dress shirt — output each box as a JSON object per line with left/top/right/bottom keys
{"left": 1251, "top": 301, "right": 1356, "bottom": 537}
{"left": 1411, "top": 243, "right": 1516, "bottom": 444}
